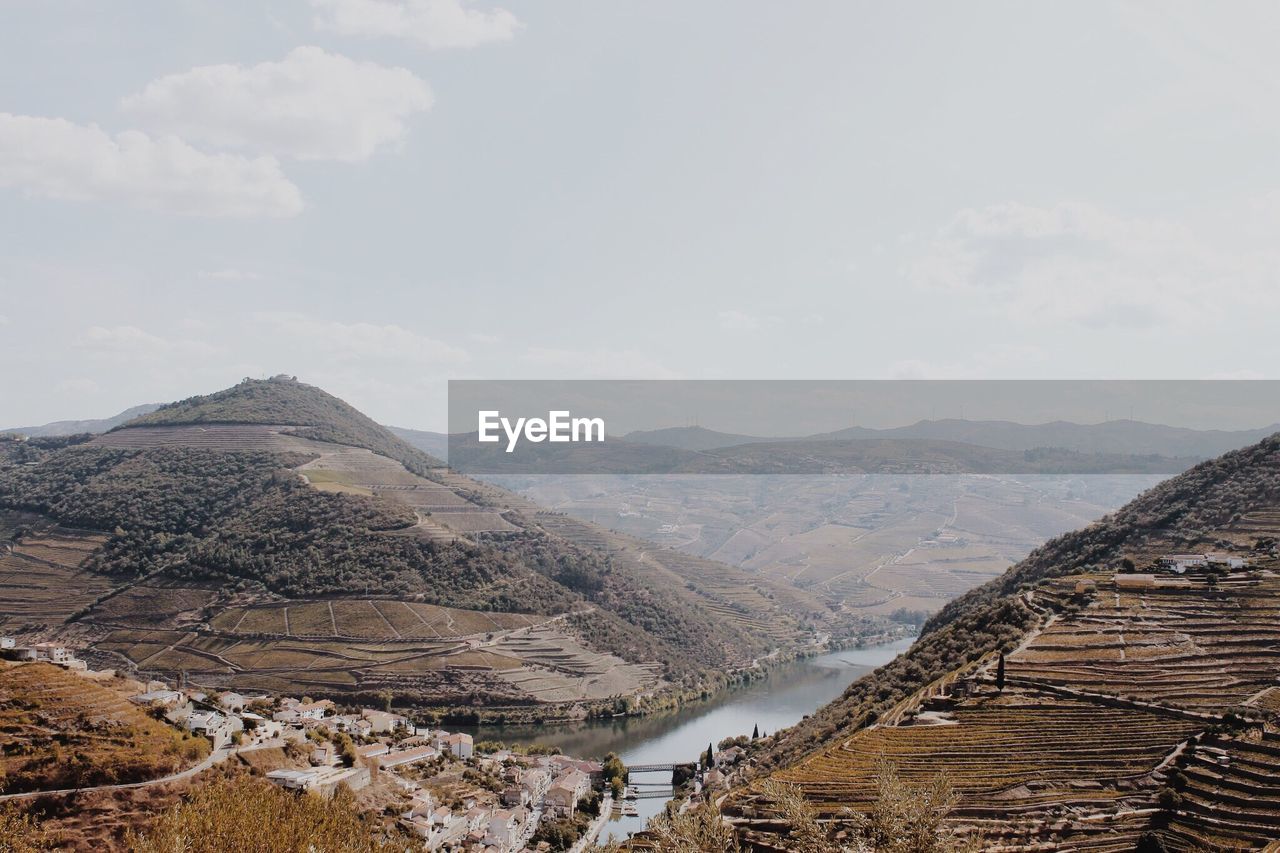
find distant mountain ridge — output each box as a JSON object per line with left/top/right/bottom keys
{"left": 622, "top": 418, "right": 1280, "bottom": 459}
{"left": 620, "top": 425, "right": 783, "bottom": 451}
{"left": 388, "top": 425, "right": 449, "bottom": 461}
{"left": 4, "top": 403, "right": 161, "bottom": 437}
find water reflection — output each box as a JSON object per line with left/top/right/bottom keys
{"left": 466, "top": 636, "right": 915, "bottom": 841}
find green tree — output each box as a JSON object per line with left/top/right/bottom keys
{"left": 995, "top": 653, "right": 1006, "bottom": 692}
{"left": 602, "top": 752, "right": 628, "bottom": 798}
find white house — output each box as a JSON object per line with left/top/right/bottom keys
{"left": 521, "top": 768, "right": 551, "bottom": 801}
{"left": 544, "top": 769, "right": 589, "bottom": 817}
{"left": 355, "top": 742, "right": 390, "bottom": 762}
{"left": 131, "top": 690, "right": 186, "bottom": 708}
{"left": 379, "top": 745, "right": 440, "bottom": 769}
{"left": 486, "top": 808, "right": 527, "bottom": 850}
{"left": 186, "top": 711, "right": 240, "bottom": 749}
{"left": 217, "top": 692, "right": 255, "bottom": 713}
{"left": 266, "top": 768, "right": 320, "bottom": 791}
{"left": 294, "top": 700, "right": 333, "bottom": 720}
{"left": 362, "top": 709, "right": 410, "bottom": 734}
{"left": 434, "top": 731, "right": 474, "bottom": 759}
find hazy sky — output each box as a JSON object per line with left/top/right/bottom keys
{"left": 3, "top": 1, "right": 1279, "bottom": 430}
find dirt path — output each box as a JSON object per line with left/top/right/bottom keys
{"left": 0, "top": 745, "right": 228, "bottom": 802}
{"left": 368, "top": 600, "right": 403, "bottom": 639}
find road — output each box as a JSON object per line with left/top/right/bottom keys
{"left": 0, "top": 738, "right": 282, "bottom": 802}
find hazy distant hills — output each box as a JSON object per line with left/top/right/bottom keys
{"left": 621, "top": 425, "right": 783, "bottom": 451}
{"left": 3, "top": 403, "right": 161, "bottom": 437}
{"left": 453, "top": 433, "right": 1201, "bottom": 475}
{"left": 623, "top": 418, "right": 1280, "bottom": 459}
{"left": 387, "top": 425, "right": 449, "bottom": 461}
{"left": 811, "top": 418, "right": 1280, "bottom": 458}
{"left": 396, "top": 417, "right": 1280, "bottom": 475}
{"left": 22, "top": 407, "right": 1273, "bottom": 468}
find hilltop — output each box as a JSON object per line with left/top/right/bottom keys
{"left": 727, "top": 431, "right": 1280, "bottom": 850}
{"left": 0, "top": 379, "right": 852, "bottom": 717}
{"left": 124, "top": 375, "right": 444, "bottom": 472}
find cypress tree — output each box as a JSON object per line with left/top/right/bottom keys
{"left": 996, "top": 652, "right": 1006, "bottom": 691}
{"left": 751, "top": 724, "right": 759, "bottom": 740}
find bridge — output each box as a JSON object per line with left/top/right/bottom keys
{"left": 633, "top": 789, "right": 674, "bottom": 800}
{"left": 627, "top": 763, "right": 677, "bottom": 773}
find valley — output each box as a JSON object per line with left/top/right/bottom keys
{"left": 499, "top": 473, "right": 1162, "bottom": 622}
{"left": 723, "top": 433, "right": 1280, "bottom": 851}
{"left": 0, "top": 378, "right": 867, "bottom": 719}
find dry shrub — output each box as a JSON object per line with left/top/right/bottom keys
{"left": 126, "top": 775, "right": 398, "bottom": 853}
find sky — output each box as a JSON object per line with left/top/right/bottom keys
{"left": 2, "top": 0, "right": 1280, "bottom": 431}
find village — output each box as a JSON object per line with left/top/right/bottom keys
{"left": 0, "top": 636, "right": 648, "bottom": 852}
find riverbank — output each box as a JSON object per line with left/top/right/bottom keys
{"left": 463, "top": 636, "right": 918, "bottom": 843}
{"left": 419, "top": 627, "right": 913, "bottom": 730}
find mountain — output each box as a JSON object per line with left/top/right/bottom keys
{"left": 387, "top": 425, "right": 449, "bottom": 462}
{"left": 0, "top": 377, "right": 849, "bottom": 718}
{"left": 621, "top": 418, "right": 1280, "bottom": 458}
{"left": 621, "top": 425, "right": 785, "bottom": 451}
{"left": 125, "top": 374, "right": 444, "bottom": 471}
{"left": 3, "top": 403, "right": 162, "bottom": 437}
{"left": 452, "top": 433, "right": 1198, "bottom": 475}
{"left": 814, "top": 417, "right": 1280, "bottom": 458}
{"left": 727, "top": 431, "right": 1280, "bottom": 850}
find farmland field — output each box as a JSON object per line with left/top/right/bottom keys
{"left": 0, "top": 662, "right": 209, "bottom": 794}
{"left": 91, "top": 596, "right": 654, "bottom": 707}
{"left": 0, "top": 514, "right": 116, "bottom": 628}
{"left": 732, "top": 544, "right": 1280, "bottom": 852}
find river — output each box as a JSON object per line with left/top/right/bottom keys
{"left": 467, "top": 636, "right": 916, "bottom": 842}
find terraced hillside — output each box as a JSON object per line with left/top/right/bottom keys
{"left": 0, "top": 662, "right": 209, "bottom": 794}
{"left": 0, "top": 378, "right": 847, "bottom": 713}
{"left": 726, "top": 432, "right": 1280, "bottom": 851}
{"left": 0, "top": 512, "right": 113, "bottom": 629}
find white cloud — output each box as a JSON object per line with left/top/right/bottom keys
{"left": 54, "top": 377, "right": 102, "bottom": 396}
{"left": 251, "top": 312, "right": 469, "bottom": 364}
{"left": 887, "top": 345, "right": 1047, "bottom": 379}
{"left": 717, "top": 309, "right": 762, "bottom": 332}
{"left": 0, "top": 114, "right": 302, "bottom": 218}
{"left": 905, "top": 201, "right": 1280, "bottom": 329}
{"left": 78, "top": 325, "right": 221, "bottom": 360}
{"left": 311, "top": 0, "right": 520, "bottom": 50}
{"left": 520, "top": 347, "right": 681, "bottom": 378}
{"left": 122, "top": 47, "right": 433, "bottom": 162}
